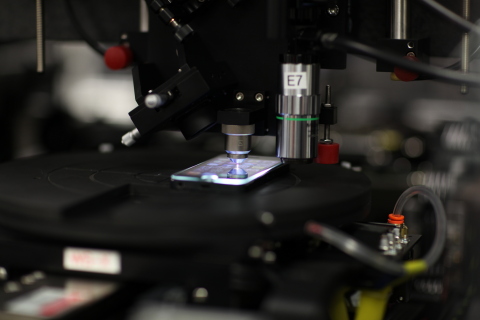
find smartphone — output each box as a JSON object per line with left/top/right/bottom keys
{"left": 171, "top": 155, "right": 288, "bottom": 192}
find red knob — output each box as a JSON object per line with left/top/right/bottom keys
{"left": 316, "top": 143, "right": 339, "bottom": 164}
{"left": 388, "top": 213, "right": 404, "bottom": 225}
{"left": 104, "top": 45, "right": 133, "bottom": 70}
{"left": 393, "top": 55, "right": 420, "bottom": 82}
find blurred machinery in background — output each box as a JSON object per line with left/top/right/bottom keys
{"left": 0, "top": 0, "right": 479, "bottom": 319}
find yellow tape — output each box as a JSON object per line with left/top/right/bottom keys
{"left": 403, "top": 260, "right": 428, "bottom": 276}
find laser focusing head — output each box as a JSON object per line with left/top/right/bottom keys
{"left": 222, "top": 124, "right": 255, "bottom": 164}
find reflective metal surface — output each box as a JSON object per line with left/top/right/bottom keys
{"left": 276, "top": 62, "right": 321, "bottom": 162}
{"left": 391, "top": 0, "right": 408, "bottom": 39}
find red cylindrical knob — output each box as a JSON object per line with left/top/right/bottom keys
{"left": 316, "top": 143, "right": 339, "bottom": 164}
{"left": 104, "top": 45, "right": 133, "bottom": 70}
{"left": 393, "top": 55, "right": 420, "bottom": 82}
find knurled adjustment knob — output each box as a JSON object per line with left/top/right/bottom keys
{"left": 104, "top": 45, "right": 133, "bottom": 70}
{"left": 316, "top": 143, "right": 339, "bottom": 164}
{"left": 393, "top": 55, "right": 420, "bottom": 82}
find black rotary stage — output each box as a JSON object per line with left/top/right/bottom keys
{"left": 0, "top": 150, "right": 370, "bottom": 250}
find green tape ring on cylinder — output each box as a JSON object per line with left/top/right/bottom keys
{"left": 276, "top": 116, "right": 320, "bottom": 121}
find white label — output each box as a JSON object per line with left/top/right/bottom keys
{"left": 63, "top": 248, "right": 121, "bottom": 274}
{"left": 6, "top": 287, "right": 65, "bottom": 317}
{"left": 283, "top": 72, "right": 308, "bottom": 89}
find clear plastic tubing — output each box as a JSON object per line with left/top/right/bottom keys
{"left": 393, "top": 185, "right": 447, "bottom": 268}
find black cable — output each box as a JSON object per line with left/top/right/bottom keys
{"left": 64, "top": 0, "right": 107, "bottom": 55}
{"left": 445, "top": 44, "right": 480, "bottom": 70}
{"left": 321, "top": 33, "right": 480, "bottom": 87}
{"left": 418, "top": 0, "right": 480, "bottom": 37}
{"left": 305, "top": 186, "right": 447, "bottom": 276}
{"left": 417, "top": 0, "right": 480, "bottom": 70}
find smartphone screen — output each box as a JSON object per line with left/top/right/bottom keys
{"left": 171, "top": 155, "right": 284, "bottom": 186}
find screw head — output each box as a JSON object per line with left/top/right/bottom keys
{"left": 259, "top": 211, "right": 274, "bottom": 225}
{"left": 248, "top": 246, "right": 262, "bottom": 258}
{"left": 145, "top": 94, "right": 161, "bottom": 108}
{"left": 0, "top": 267, "right": 7, "bottom": 281}
{"left": 21, "top": 275, "right": 36, "bottom": 285}
{"left": 192, "top": 287, "right": 208, "bottom": 303}
{"left": 4, "top": 282, "right": 21, "bottom": 293}
{"left": 328, "top": 5, "right": 339, "bottom": 16}
{"left": 255, "top": 93, "right": 264, "bottom": 102}
{"left": 263, "top": 251, "right": 277, "bottom": 263}
{"left": 235, "top": 92, "right": 245, "bottom": 101}
{"left": 406, "top": 52, "right": 416, "bottom": 57}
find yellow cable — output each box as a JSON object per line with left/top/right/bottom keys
{"left": 354, "top": 286, "right": 392, "bottom": 320}
{"left": 352, "top": 260, "right": 427, "bottom": 320}
{"left": 329, "top": 287, "right": 349, "bottom": 320}
{"left": 403, "top": 260, "right": 428, "bottom": 276}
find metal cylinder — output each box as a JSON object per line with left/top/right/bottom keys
{"left": 461, "top": 0, "right": 470, "bottom": 94}
{"left": 222, "top": 124, "right": 255, "bottom": 163}
{"left": 36, "top": 0, "right": 45, "bottom": 73}
{"left": 276, "top": 62, "right": 321, "bottom": 163}
{"left": 391, "top": 0, "right": 408, "bottom": 39}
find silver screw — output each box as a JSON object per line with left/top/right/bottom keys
{"left": 263, "top": 251, "right": 276, "bottom": 263}
{"left": 385, "top": 233, "right": 397, "bottom": 255}
{"left": 340, "top": 161, "right": 352, "bottom": 169}
{"left": 121, "top": 33, "right": 128, "bottom": 40}
{"left": 255, "top": 93, "right": 264, "bottom": 102}
{"left": 236, "top": 92, "right": 245, "bottom": 101}
{"left": 248, "top": 246, "right": 262, "bottom": 258}
{"left": 32, "top": 271, "right": 45, "bottom": 280}
{"left": 145, "top": 93, "right": 168, "bottom": 109}
{"left": 328, "top": 5, "right": 340, "bottom": 16}
{"left": 21, "top": 275, "right": 36, "bottom": 285}
{"left": 406, "top": 52, "right": 416, "bottom": 57}
{"left": 379, "top": 234, "right": 389, "bottom": 252}
{"left": 259, "top": 211, "right": 274, "bottom": 225}
{"left": 0, "top": 267, "right": 7, "bottom": 280}
{"left": 4, "top": 282, "right": 21, "bottom": 293}
{"left": 121, "top": 128, "right": 141, "bottom": 147}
